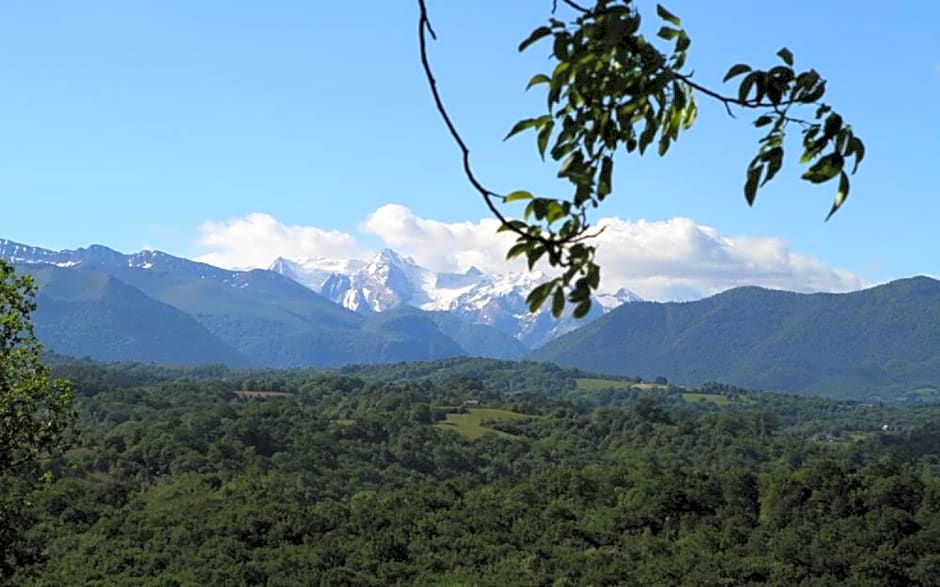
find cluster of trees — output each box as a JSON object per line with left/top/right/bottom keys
{"left": 2, "top": 358, "right": 940, "bottom": 584}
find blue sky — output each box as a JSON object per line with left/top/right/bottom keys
{"left": 1, "top": 1, "right": 937, "bottom": 299}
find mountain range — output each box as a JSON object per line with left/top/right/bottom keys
{"left": 269, "top": 250, "right": 641, "bottom": 347}
{"left": 0, "top": 238, "right": 633, "bottom": 367}
{"left": 535, "top": 276, "right": 940, "bottom": 399}
{"left": 6, "top": 237, "right": 940, "bottom": 402}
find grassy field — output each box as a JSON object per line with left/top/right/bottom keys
{"left": 575, "top": 378, "right": 746, "bottom": 406}
{"left": 576, "top": 378, "right": 638, "bottom": 391}
{"left": 575, "top": 378, "right": 670, "bottom": 391}
{"left": 436, "top": 408, "right": 528, "bottom": 440}
{"left": 681, "top": 392, "right": 731, "bottom": 405}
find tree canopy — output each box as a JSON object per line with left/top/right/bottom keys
{"left": 418, "top": 0, "right": 865, "bottom": 317}
{"left": 0, "top": 260, "right": 73, "bottom": 574}
{"left": 0, "top": 261, "right": 73, "bottom": 475}
{"left": 9, "top": 358, "right": 940, "bottom": 584}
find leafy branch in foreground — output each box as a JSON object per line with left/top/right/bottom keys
{"left": 418, "top": 0, "right": 864, "bottom": 318}
{"left": 0, "top": 261, "right": 74, "bottom": 475}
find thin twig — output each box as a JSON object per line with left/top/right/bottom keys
{"left": 673, "top": 72, "right": 805, "bottom": 116}
{"left": 562, "top": 0, "right": 591, "bottom": 13}
{"left": 570, "top": 225, "right": 606, "bottom": 243}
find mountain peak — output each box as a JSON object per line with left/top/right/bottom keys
{"left": 373, "top": 248, "right": 419, "bottom": 268}
{"left": 4, "top": 236, "right": 644, "bottom": 348}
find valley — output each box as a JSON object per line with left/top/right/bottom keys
{"left": 5, "top": 357, "right": 940, "bottom": 584}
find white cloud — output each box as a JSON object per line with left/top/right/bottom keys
{"left": 359, "top": 204, "right": 519, "bottom": 275}
{"left": 195, "top": 206, "right": 868, "bottom": 300}
{"left": 591, "top": 217, "right": 867, "bottom": 299}
{"left": 195, "top": 213, "right": 363, "bottom": 269}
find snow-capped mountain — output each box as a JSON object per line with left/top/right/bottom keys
{"left": 1, "top": 237, "right": 641, "bottom": 350}
{"left": 0, "top": 238, "right": 298, "bottom": 290}
{"left": 596, "top": 287, "right": 644, "bottom": 311}
{"left": 270, "top": 250, "right": 642, "bottom": 347}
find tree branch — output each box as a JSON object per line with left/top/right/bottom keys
{"left": 417, "top": 0, "right": 576, "bottom": 266}
{"left": 561, "top": 0, "right": 591, "bottom": 13}
{"left": 672, "top": 71, "right": 804, "bottom": 115}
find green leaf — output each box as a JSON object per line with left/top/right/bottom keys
{"left": 744, "top": 165, "right": 761, "bottom": 205}
{"left": 676, "top": 32, "right": 691, "bottom": 52}
{"left": 657, "top": 26, "right": 679, "bottom": 41}
{"left": 526, "top": 74, "right": 551, "bottom": 91}
{"left": 551, "top": 287, "right": 565, "bottom": 318}
{"left": 572, "top": 299, "right": 592, "bottom": 319}
{"left": 526, "top": 246, "right": 547, "bottom": 270}
{"left": 754, "top": 115, "right": 774, "bottom": 128}
{"left": 537, "top": 121, "right": 554, "bottom": 159}
{"left": 802, "top": 153, "right": 844, "bottom": 183}
{"left": 528, "top": 198, "right": 551, "bottom": 220}
{"left": 658, "top": 131, "right": 672, "bottom": 156}
{"left": 496, "top": 220, "right": 527, "bottom": 233}
{"left": 552, "top": 33, "right": 569, "bottom": 61}
{"left": 826, "top": 171, "right": 850, "bottom": 221}
{"left": 504, "top": 190, "right": 533, "bottom": 203}
{"left": 738, "top": 72, "right": 759, "bottom": 103}
{"left": 683, "top": 99, "right": 698, "bottom": 129}
{"left": 777, "top": 47, "right": 794, "bottom": 66}
{"left": 545, "top": 201, "right": 566, "bottom": 224}
{"left": 800, "top": 148, "right": 821, "bottom": 165}
{"left": 526, "top": 281, "right": 556, "bottom": 313}
{"left": 723, "top": 63, "right": 751, "bottom": 83}
{"left": 803, "top": 80, "right": 826, "bottom": 102}
{"left": 823, "top": 113, "right": 843, "bottom": 137}
{"left": 598, "top": 156, "right": 613, "bottom": 199}
{"left": 506, "top": 242, "right": 530, "bottom": 260}
{"left": 519, "top": 26, "right": 551, "bottom": 52}
{"left": 656, "top": 4, "right": 681, "bottom": 26}
{"left": 504, "top": 118, "right": 537, "bottom": 141}
{"left": 587, "top": 263, "right": 600, "bottom": 289}
{"left": 639, "top": 122, "right": 658, "bottom": 154}
{"left": 762, "top": 147, "right": 783, "bottom": 185}
{"left": 847, "top": 137, "right": 865, "bottom": 173}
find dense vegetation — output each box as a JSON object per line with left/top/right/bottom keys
{"left": 5, "top": 358, "right": 940, "bottom": 584}
{"left": 536, "top": 276, "right": 940, "bottom": 401}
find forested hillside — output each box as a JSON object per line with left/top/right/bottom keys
{"left": 535, "top": 276, "right": 940, "bottom": 400}
{"left": 19, "top": 262, "right": 526, "bottom": 367}
{"left": 5, "top": 359, "right": 940, "bottom": 584}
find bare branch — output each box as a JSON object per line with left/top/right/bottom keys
{"left": 561, "top": 0, "right": 591, "bottom": 13}
{"left": 417, "top": 0, "right": 575, "bottom": 266}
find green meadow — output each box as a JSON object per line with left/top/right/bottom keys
{"left": 435, "top": 408, "right": 528, "bottom": 439}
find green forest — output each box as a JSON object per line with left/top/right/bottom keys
{"left": 4, "top": 358, "right": 940, "bottom": 585}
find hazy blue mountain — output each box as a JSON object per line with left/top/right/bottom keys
{"left": 533, "top": 277, "right": 940, "bottom": 398}
{"left": 362, "top": 306, "right": 529, "bottom": 361}
{"left": 27, "top": 264, "right": 246, "bottom": 365}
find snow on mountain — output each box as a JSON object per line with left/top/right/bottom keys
{"left": 0, "top": 239, "right": 295, "bottom": 291}
{"left": 596, "top": 287, "right": 645, "bottom": 311}
{"left": 2, "top": 237, "right": 642, "bottom": 347}
{"left": 269, "top": 256, "right": 366, "bottom": 292}
{"left": 270, "top": 250, "right": 642, "bottom": 347}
